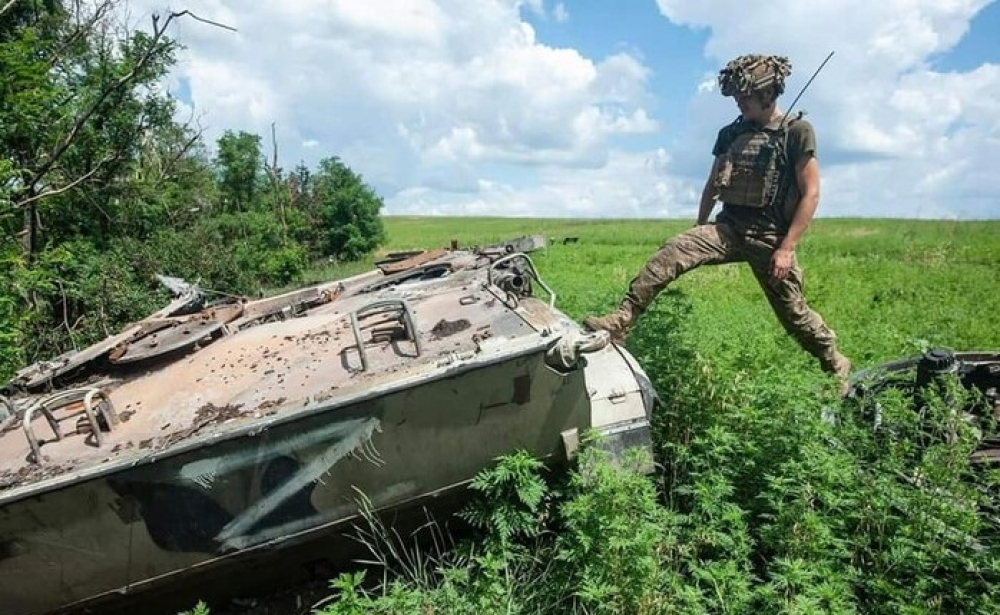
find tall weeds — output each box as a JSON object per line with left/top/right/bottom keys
{"left": 313, "top": 296, "right": 1000, "bottom": 615}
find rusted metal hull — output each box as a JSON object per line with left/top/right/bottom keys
{"left": 0, "top": 246, "right": 654, "bottom": 614}
{"left": 1, "top": 342, "right": 646, "bottom": 615}
{"left": 0, "top": 245, "right": 654, "bottom": 614}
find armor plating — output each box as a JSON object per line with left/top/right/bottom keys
{"left": 714, "top": 124, "right": 786, "bottom": 209}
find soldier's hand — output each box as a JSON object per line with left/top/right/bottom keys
{"left": 770, "top": 247, "right": 794, "bottom": 280}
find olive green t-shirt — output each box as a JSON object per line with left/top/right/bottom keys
{"left": 711, "top": 116, "right": 817, "bottom": 235}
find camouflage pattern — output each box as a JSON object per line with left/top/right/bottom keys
{"left": 585, "top": 54, "right": 850, "bottom": 380}
{"left": 718, "top": 54, "right": 792, "bottom": 97}
{"left": 713, "top": 116, "right": 815, "bottom": 235}
{"left": 714, "top": 126, "right": 783, "bottom": 208}
{"left": 585, "top": 223, "right": 849, "bottom": 376}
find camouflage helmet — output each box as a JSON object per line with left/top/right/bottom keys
{"left": 718, "top": 54, "right": 792, "bottom": 97}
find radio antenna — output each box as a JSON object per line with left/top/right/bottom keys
{"left": 780, "top": 50, "right": 835, "bottom": 126}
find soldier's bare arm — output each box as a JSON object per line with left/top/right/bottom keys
{"left": 770, "top": 156, "right": 820, "bottom": 279}
{"left": 696, "top": 156, "right": 723, "bottom": 225}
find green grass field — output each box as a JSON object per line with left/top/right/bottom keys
{"left": 186, "top": 217, "right": 1000, "bottom": 615}
{"left": 374, "top": 217, "right": 1000, "bottom": 372}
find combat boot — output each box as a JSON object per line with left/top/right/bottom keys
{"left": 582, "top": 259, "right": 668, "bottom": 345}
{"left": 582, "top": 300, "right": 640, "bottom": 346}
{"left": 820, "top": 350, "right": 852, "bottom": 397}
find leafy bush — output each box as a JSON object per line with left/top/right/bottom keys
{"left": 553, "top": 447, "right": 676, "bottom": 614}
{"left": 176, "top": 601, "right": 210, "bottom": 615}
{"left": 459, "top": 450, "right": 548, "bottom": 546}
{"left": 311, "top": 291, "right": 1000, "bottom": 615}
{"left": 310, "top": 157, "right": 386, "bottom": 261}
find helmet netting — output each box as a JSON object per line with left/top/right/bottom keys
{"left": 718, "top": 55, "right": 792, "bottom": 97}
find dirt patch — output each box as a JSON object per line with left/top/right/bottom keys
{"left": 194, "top": 402, "right": 244, "bottom": 424}
{"left": 431, "top": 318, "right": 472, "bottom": 339}
{"left": 284, "top": 330, "right": 332, "bottom": 343}
{"left": 111, "top": 441, "right": 135, "bottom": 454}
{"left": 313, "top": 388, "right": 339, "bottom": 404}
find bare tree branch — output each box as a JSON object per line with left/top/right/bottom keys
{"left": 55, "top": 279, "right": 79, "bottom": 349}
{"left": 49, "top": 0, "right": 116, "bottom": 69}
{"left": 19, "top": 13, "right": 174, "bottom": 202}
{"left": 18, "top": 10, "right": 235, "bottom": 207}
{"left": 16, "top": 156, "right": 115, "bottom": 208}
{"left": 0, "top": 0, "right": 20, "bottom": 19}
{"left": 270, "top": 122, "right": 278, "bottom": 174}
{"left": 171, "top": 10, "right": 238, "bottom": 32}
{"left": 266, "top": 122, "right": 288, "bottom": 241}
{"left": 159, "top": 126, "right": 204, "bottom": 181}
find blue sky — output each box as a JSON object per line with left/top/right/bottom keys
{"left": 143, "top": 0, "right": 1000, "bottom": 219}
{"left": 933, "top": 0, "right": 1000, "bottom": 70}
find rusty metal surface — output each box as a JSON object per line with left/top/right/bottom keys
{"left": 109, "top": 318, "right": 225, "bottom": 364}
{"left": 0, "top": 251, "right": 549, "bottom": 495}
{"left": 0, "top": 247, "right": 656, "bottom": 615}
{"left": 12, "top": 291, "right": 203, "bottom": 390}
{"left": 378, "top": 248, "right": 448, "bottom": 274}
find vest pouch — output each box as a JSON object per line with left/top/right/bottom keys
{"left": 713, "top": 153, "right": 733, "bottom": 189}
{"left": 716, "top": 129, "right": 779, "bottom": 208}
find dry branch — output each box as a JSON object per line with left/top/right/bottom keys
{"left": 18, "top": 10, "right": 236, "bottom": 207}
{"left": 0, "top": 0, "right": 19, "bottom": 19}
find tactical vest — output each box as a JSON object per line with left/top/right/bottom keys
{"left": 713, "top": 118, "right": 794, "bottom": 209}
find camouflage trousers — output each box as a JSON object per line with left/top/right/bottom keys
{"left": 616, "top": 223, "right": 845, "bottom": 373}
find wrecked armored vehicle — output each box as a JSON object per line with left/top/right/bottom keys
{"left": 849, "top": 349, "right": 1000, "bottom": 465}
{"left": 0, "top": 240, "right": 654, "bottom": 615}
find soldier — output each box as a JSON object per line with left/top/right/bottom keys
{"left": 583, "top": 54, "right": 851, "bottom": 385}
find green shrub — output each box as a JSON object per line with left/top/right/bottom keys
{"left": 553, "top": 447, "right": 676, "bottom": 614}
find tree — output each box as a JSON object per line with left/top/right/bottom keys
{"left": 289, "top": 162, "right": 313, "bottom": 211}
{"left": 0, "top": 2, "right": 228, "bottom": 375}
{"left": 214, "top": 130, "right": 263, "bottom": 213}
{"left": 0, "top": 3, "right": 388, "bottom": 380}
{"left": 310, "top": 157, "right": 386, "bottom": 260}
{"left": 0, "top": 0, "right": 206, "bottom": 257}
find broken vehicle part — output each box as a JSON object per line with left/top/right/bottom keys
{"left": 849, "top": 349, "right": 1000, "bottom": 464}
{"left": 0, "top": 243, "right": 654, "bottom": 615}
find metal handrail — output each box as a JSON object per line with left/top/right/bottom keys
{"left": 22, "top": 388, "right": 118, "bottom": 463}
{"left": 348, "top": 299, "right": 422, "bottom": 372}
{"left": 0, "top": 397, "right": 14, "bottom": 432}
{"left": 487, "top": 252, "right": 556, "bottom": 308}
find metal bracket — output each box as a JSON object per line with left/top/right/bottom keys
{"left": 22, "top": 388, "right": 118, "bottom": 463}
{"left": 348, "top": 300, "right": 422, "bottom": 372}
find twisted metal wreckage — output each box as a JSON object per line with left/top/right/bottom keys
{"left": 0, "top": 237, "right": 656, "bottom": 615}
{"left": 848, "top": 349, "right": 1000, "bottom": 465}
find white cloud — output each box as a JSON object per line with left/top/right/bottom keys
{"left": 132, "top": 0, "right": 660, "bottom": 206}
{"left": 553, "top": 2, "right": 569, "bottom": 23}
{"left": 388, "top": 148, "right": 696, "bottom": 217}
{"left": 657, "top": 0, "right": 1000, "bottom": 218}
{"left": 126, "top": 0, "right": 1000, "bottom": 219}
